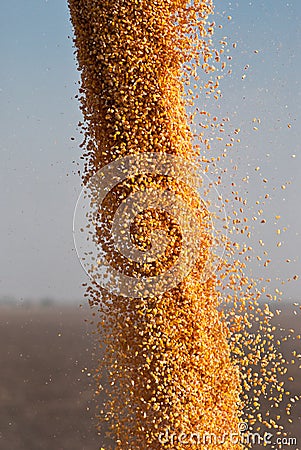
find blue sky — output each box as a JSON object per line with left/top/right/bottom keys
{"left": 0, "top": 0, "right": 300, "bottom": 302}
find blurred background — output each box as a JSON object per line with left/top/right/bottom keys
{"left": 0, "top": 0, "right": 300, "bottom": 448}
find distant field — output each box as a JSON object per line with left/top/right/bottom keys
{"left": 0, "top": 303, "right": 300, "bottom": 449}
{"left": 0, "top": 304, "right": 99, "bottom": 450}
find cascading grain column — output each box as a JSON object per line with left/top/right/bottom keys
{"left": 69, "top": 0, "right": 193, "bottom": 173}
{"left": 69, "top": 0, "right": 243, "bottom": 448}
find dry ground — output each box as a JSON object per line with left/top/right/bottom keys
{"left": 0, "top": 303, "right": 300, "bottom": 449}
{"left": 0, "top": 304, "right": 99, "bottom": 450}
